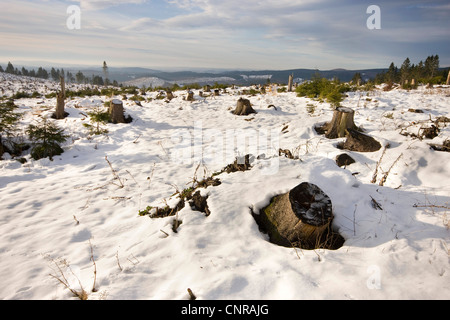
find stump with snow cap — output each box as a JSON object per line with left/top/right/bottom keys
{"left": 325, "top": 107, "right": 357, "bottom": 139}
{"left": 255, "top": 182, "right": 339, "bottom": 249}
{"left": 233, "top": 98, "right": 256, "bottom": 116}
{"left": 109, "top": 99, "right": 125, "bottom": 124}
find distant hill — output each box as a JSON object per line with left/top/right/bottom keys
{"left": 1, "top": 61, "right": 388, "bottom": 87}
{"left": 119, "top": 67, "right": 387, "bottom": 88}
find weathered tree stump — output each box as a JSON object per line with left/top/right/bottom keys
{"left": 214, "top": 89, "right": 220, "bottom": 97}
{"left": 325, "top": 107, "right": 357, "bottom": 139}
{"left": 254, "top": 182, "right": 340, "bottom": 249}
{"left": 204, "top": 85, "right": 211, "bottom": 93}
{"left": 288, "top": 74, "right": 294, "bottom": 92}
{"left": 166, "top": 90, "right": 174, "bottom": 100}
{"left": 53, "top": 76, "right": 68, "bottom": 119}
{"left": 447, "top": 70, "right": 450, "bottom": 85}
{"left": 109, "top": 99, "right": 126, "bottom": 124}
{"left": 186, "top": 91, "right": 195, "bottom": 102}
{"left": 341, "top": 128, "right": 381, "bottom": 152}
{"left": 335, "top": 153, "right": 355, "bottom": 167}
{"left": 233, "top": 98, "right": 256, "bottom": 116}
{"left": 189, "top": 191, "right": 211, "bottom": 216}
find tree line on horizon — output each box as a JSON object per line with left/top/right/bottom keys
{"left": 1, "top": 55, "right": 448, "bottom": 89}
{"left": 0, "top": 61, "right": 118, "bottom": 87}
{"left": 372, "top": 55, "right": 447, "bottom": 86}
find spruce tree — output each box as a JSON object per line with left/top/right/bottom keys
{"left": 400, "top": 58, "right": 411, "bottom": 84}
{"left": 0, "top": 100, "right": 22, "bottom": 157}
{"left": 26, "top": 118, "right": 68, "bottom": 160}
{"left": 5, "top": 62, "right": 15, "bottom": 74}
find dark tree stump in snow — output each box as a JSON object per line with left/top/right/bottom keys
{"left": 53, "top": 76, "right": 68, "bottom": 119}
{"left": 233, "top": 98, "right": 256, "bottom": 116}
{"left": 186, "top": 91, "right": 195, "bottom": 102}
{"left": 189, "top": 191, "right": 210, "bottom": 216}
{"left": 109, "top": 99, "right": 126, "bottom": 124}
{"left": 255, "top": 182, "right": 341, "bottom": 249}
{"left": 166, "top": 90, "right": 174, "bottom": 101}
{"left": 335, "top": 153, "right": 355, "bottom": 167}
{"left": 341, "top": 128, "right": 381, "bottom": 152}
{"left": 325, "top": 107, "right": 357, "bottom": 139}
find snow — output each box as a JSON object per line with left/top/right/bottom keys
{"left": 1, "top": 73, "right": 449, "bottom": 300}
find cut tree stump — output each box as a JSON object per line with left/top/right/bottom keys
{"left": 233, "top": 98, "right": 256, "bottom": 116}
{"left": 254, "top": 182, "right": 343, "bottom": 249}
{"left": 324, "top": 107, "right": 357, "bottom": 139}
{"left": 341, "top": 128, "right": 381, "bottom": 152}
{"left": 109, "top": 99, "right": 126, "bottom": 124}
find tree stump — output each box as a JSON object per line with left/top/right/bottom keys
{"left": 288, "top": 74, "right": 294, "bottom": 92}
{"left": 254, "top": 182, "right": 338, "bottom": 249}
{"left": 53, "top": 76, "right": 68, "bottom": 119}
{"left": 335, "top": 153, "right": 355, "bottom": 167}
{"left": 325, "top": 107, "right": 357, "bottom": 139}
{"left": 233, "top": 98, "right": 256, "bottom": 116}
{"left": 446, "top": 70, "right": 450, "bottom": 85}
{"left": 186, "top": 91, "right": 195, "bottom": 102}
{"left": 166, "top": 90, "right": 174, "bottom": 101}
{"left": 214, "top": 89, "right": 220, "bottom": 97}
{"left": 341, "top": 128, "right": 381, "bottom": 152}
{"left": 109, "top": 99, "right": 125, "bottom": 124}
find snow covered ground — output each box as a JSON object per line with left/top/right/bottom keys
{"left": 0, "top": 73, "right": 449, "bottom": 300}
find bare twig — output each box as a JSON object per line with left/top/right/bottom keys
{"left": 105, "top": 156, "right": 124, "bottom": 188}
{"left": 413, "top": 204, "right": 450, "bottom": 209}
{"left": 48, "top": 258, "right": 88, "bottom": 300}
{"left": 371, "top": 144, "right": 388, "bottom": 184}
{"left": 379, "top": 153, "right": 403, "bottom": 186}
{"left": 370, "top": 196, "right": 383, "bottom": 210}
{"left": 115, "top": 250, "right": 123, "bottom": 272}
{"left": 89, "top": 239, "right": 97, "bottom": 293}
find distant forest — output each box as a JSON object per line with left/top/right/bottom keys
{"left": 372, "top": 55, "right": 448, "bottom": 86}
{"left": 1, "top": 55, "right": 448, "bottom": 88}
{"left": 0, "top": 61, "right": 118, "bottom": 86}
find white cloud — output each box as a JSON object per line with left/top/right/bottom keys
{"left": 74, "top": 0, "right": 149, "bottom": 11}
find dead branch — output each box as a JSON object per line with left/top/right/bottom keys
{"left": 89, "top": 239, "right": 97, "bottom": 293}
{"left": 371, "top": 144, "right": 388, "bottom": 184}
{"left": 105, "top": 156, "right": 124, "bottom": 188}
{"left": 379, "top": 153, "right": 403, "bottom": 186}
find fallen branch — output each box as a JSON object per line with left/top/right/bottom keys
{"left": 413, "top": 203, "right": 450, "bottom": 209}
{"left": 370, "top": 196, "right": 383, "bottom": 210}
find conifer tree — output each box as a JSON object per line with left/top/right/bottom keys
{"left": 0, "top": 100, "right": 22, "bottom": 157}
{"left": 5, "top": 62, "right": 15, "bottom": 74}
{"left": 26, "top": 118, "right": 68, "bottom": 160}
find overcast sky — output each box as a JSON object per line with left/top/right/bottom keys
{"left": 1, "top": 0, "right": 449, "bottom": 70}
